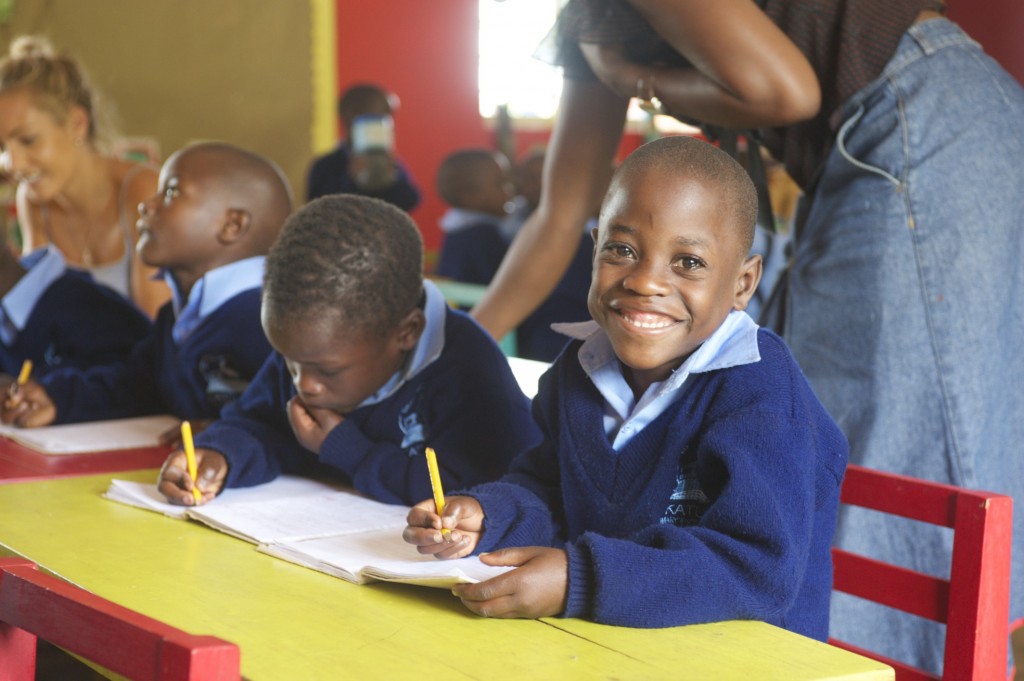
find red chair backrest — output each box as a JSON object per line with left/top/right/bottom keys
{"left": 0, "top": 558, "right": 240, "bottom": 681}
{"left": 830, "top": 464, "right": 1013, "bottom": 681}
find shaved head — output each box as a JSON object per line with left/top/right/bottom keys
{"left": 169, "top": 141, "right": 294, "bottom": 255}
{"left": 607, "top": 136, "right": 758, "bottom": 254}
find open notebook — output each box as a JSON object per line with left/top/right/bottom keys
{"left": 0, "top": 415, "right": 180, "bottom": 455}
{"left": 104, "top": 477, "right": 512, "bottom": 587}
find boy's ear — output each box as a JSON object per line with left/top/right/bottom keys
{"left": 393, "top": 306, "right": 426, "bottom": 352}
{"left": 732, "top": 253, "right": 763, "bottom": 311}
{"left": 218, "top": 208, "right": 252, "bottom": 244}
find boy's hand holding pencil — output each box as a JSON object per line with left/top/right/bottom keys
{"left": 404, "top": 447, "right": 483, "bottom": 559}
{"left": 403, "top": 495, "right": 482, "bottom": 559}
{"left": 156, "top": 425, "right": 229, "bottom": 506}
{"left": 1, "top": 360, "right": 57, "bottom": 428}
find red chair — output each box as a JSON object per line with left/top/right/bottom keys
{"left": 0, "top": 558, "right": 239, "bottom": 681}
{"left": 830, "top": 464, "right": 1013, "bottom": 680}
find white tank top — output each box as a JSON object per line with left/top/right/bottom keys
{"left": 41, "top": 164, "right": 143, "bottom": 298}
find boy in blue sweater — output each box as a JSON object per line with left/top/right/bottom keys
{"left": 0, "top": 242, "right": 150, "bottom": 378}
{"left": 434, "top": 147, "right": 593, "bottom": 362}
{"left": 434, "top": 148, "right": 514, "bottom": 286}
{"left": 1, "top": 142, "right": 291, "bottom": 427}
{"left": 157, "top": 195, "right": 541, "bottom": 507}
{"left": 404, "top": 136, "right": 848, "bottom": 640}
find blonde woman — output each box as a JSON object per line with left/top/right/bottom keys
{"left": 0, "top": 36, "right": 167, "bottom": 316}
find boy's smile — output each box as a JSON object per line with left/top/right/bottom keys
{"left": 588, "top": 166, "right": 760, "bottom": 397}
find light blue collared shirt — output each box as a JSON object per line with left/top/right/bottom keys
{"left": 165, "top": 256, "right": 266, "bottom": 345}
{"left": 355, "top": 278, "right": 447, "bottom": 409}
{"left": 0, "top": 245, "right": 67, "bottom": 347}
{"left": 553, "top": 310, "right": 761, "bottom": 451}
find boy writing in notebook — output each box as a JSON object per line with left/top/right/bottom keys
{"left": 1, "top": 141, "right": 291, "bottom": 426}
{"left": 404, "top": 136, "right": 847, "bottom": 641}
{"left": 157, "top": 194, "right": 541, "bottom": 507}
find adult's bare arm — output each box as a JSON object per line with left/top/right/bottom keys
{"left": 471, "top": 78, "right": 628, "bottom": 340}
{"left": 592, "top": 0, "right": 820, "bottom": 128}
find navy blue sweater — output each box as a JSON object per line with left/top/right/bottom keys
{"left": 436, "top": 222, "right": 593, "bottom": 363}
{"left": 467, "top": 329, "right": 847, "bottom": 638}
{"left": 198, "top": 307, "right": 542, "bottom": 506}
{"left": 1, "top": 270, "right": 151, "bottom": 377}
{"left": 435, "top": 221, "right": 508, "bottom": 287}
{"left": 41, "top": 288, "right": 271, "bottom": 423}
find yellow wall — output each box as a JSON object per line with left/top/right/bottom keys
{"left": 0, "top": 1, "right": 315, "bottom": 199}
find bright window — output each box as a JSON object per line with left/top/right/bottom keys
{"left": 478, "top": 0, "right": 565, "bottom": 120}
{"left": 477, "top": 0, "right": 699, "bottom": 134}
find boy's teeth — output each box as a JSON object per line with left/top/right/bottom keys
{"left": 622, "top": 311, "right": 673, "bottom": 329}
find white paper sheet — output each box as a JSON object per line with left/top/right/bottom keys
{"left": 0, "top": 415, "right": 180, "bottom": 454}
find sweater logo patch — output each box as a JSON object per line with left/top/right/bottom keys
{"left": 661, "top": 462, "right": 709, "bottom": 527}
{"left": 200, "top": 354, "right": 250, "bottom": 410}
{"left": 43, "top": 343, "right": 62, "bottom": 368}
{"left": 398, "top": 398, "right": 425, "bottom": 455}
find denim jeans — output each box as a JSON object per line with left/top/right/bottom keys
{"left": 771, "top": 18, "right": 1024, "bottom": 675}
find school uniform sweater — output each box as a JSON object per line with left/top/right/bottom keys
{"left": 1, "top": 270, "right": 151, "bottom": 376}
{"left": 435, "top": 210, "right": 509, "bottom": 286}
{"left": 198, "top": 307, "right": 542, "bottom": 506}
{"left": 41, "top": 288, "right": 271, "bottom": 423}
{"left": 467, "top": 329, "right": 847, "bottom": 639}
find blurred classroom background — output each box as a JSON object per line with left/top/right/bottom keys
{"left": 0, "top": 0, "right": 1020, "bottom": 263}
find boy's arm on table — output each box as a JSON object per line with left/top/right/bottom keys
{"left": 403, "top": 355, "right": 568, "bottom": 558}
{"left": 464, "top": 365, "right": 570, "bottom": 551}
{"left": 319, "top": 340, "right": 542, "bottom": 507}
{"left": 49, "top": 277, "right": 152, "bottom": 368}
{"left": 37, "top": 336, "right": 161, "bottom": 424}
{"left": 194, "top": 353, "right": 306, "bottom": 489}
{"left": 561, "top": 409, "right": 832, "bottom": 628}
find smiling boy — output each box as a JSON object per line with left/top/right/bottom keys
{"left": 404, "top": 136, "right": 848, "bottom": 640}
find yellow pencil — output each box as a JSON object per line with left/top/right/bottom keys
{"left": 16, "top": 359, "right": 32, "bottom": 387}
{"left": 424, "top": 447, "right": 450, "bottom": 538}
{"left": 180, "top": 420, "right": 202, "bottom": 504}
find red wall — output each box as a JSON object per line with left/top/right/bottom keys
{"left": 335, "top": 0, "right": 490, "bottom": 258}
{"left": 949, "top": 0, "right": 1024, "bottom": 85}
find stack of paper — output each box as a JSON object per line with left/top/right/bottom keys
{"left": 104, "top": 476, "right": 512, "bottom": 587}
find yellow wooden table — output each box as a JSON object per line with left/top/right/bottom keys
{"left": 0, "top": 470, "right": 894, "bottom": 681}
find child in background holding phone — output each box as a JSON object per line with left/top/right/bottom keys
{"left": 305, "top": 83, "right": 421, "bottom": 212}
